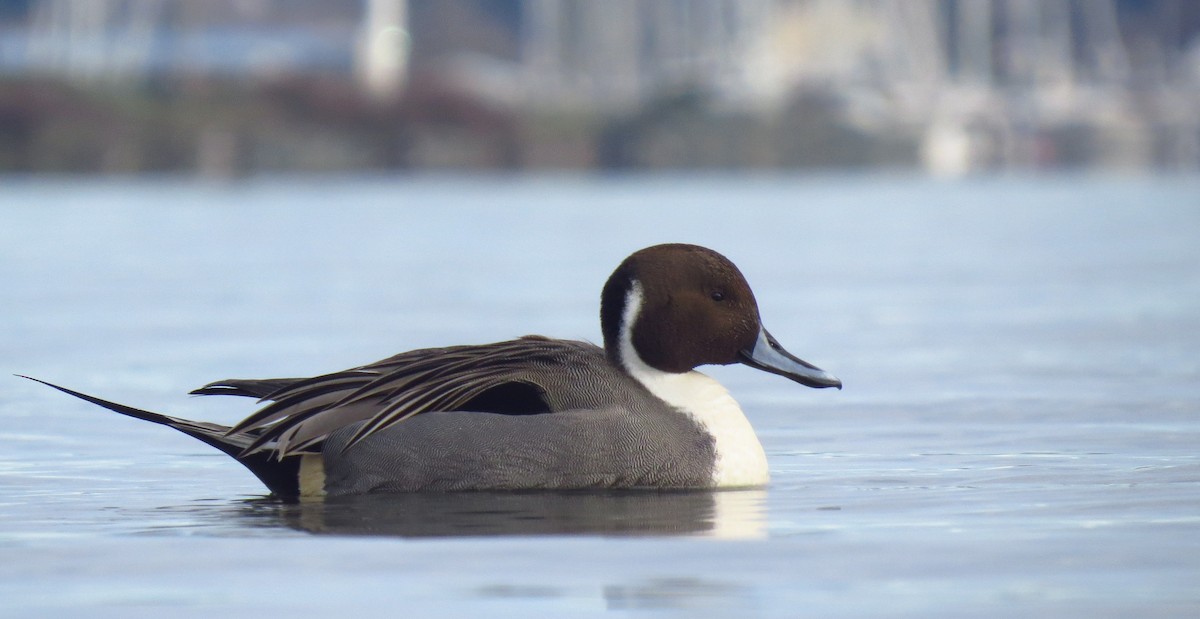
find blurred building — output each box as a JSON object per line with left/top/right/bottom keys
{"left": 518, "top": 0, "right": 1200, "bottom": 172}
{"left": 0, "top": 0, "right": 1197, "bottom": 173}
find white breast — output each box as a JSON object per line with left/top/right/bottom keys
{"left": 632, "top": 368, "right": 769, "bottom": 488}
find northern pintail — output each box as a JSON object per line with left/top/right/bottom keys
{"left": 26, "top": 244, "right": 840, "bottom": 497}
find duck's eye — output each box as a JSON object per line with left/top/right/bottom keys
{"left": 710, "top": 291, "right": 725, "bottom": 302}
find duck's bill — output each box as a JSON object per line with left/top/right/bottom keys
{"left": 739, "top": 328, "right": 842, "bottom": 389}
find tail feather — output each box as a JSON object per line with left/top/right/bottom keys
{"left": 19, "top": 376, "right": 301, "bottom": 497}
{"left": 189, "top": 378, "right": 304, "bottom": 400}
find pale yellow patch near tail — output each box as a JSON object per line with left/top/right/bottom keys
{"left": 299, "top": 454, "right": 327, "bottom": 497}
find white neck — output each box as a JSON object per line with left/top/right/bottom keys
{"left": 619, "top": 282, "right": 768, "bottom": 488}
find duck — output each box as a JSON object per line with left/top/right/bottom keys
{"left": 24, "top": 243, "right": 840, "bottom": 498}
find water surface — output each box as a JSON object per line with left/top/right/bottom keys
{"left": 1, "top": 175, "right": 1197, "bottom": 617}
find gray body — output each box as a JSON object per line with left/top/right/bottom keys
{"left": 316, "top": 339, "right": 717, "bottom": 494}
{"left": 325, "top": 399, "right": 715, "bottom": 495}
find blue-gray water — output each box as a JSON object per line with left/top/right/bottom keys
{"left": 1, "top": 175, "right": 1197, "bottom": 617}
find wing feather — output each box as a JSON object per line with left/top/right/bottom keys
{"left": 209, "top": 337, "right": 601, "bottom": 460}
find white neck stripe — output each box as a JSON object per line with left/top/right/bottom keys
{"left": 618, "top": 280, "right": 656, "bottom": 378}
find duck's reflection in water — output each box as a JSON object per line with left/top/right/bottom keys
{"left": 239, "top": 489, "right": 766, "bottom": 538}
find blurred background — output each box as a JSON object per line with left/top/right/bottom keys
{"left": 1, "top": 0, "right": 1197, "bottom": 177}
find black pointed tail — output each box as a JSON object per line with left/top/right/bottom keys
{"left": 19, "top": 376, "right": 300, "bottom": 497}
